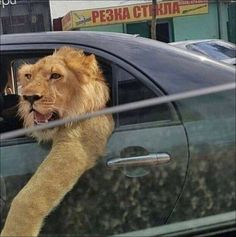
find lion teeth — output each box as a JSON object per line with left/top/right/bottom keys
{"left": 34, "top": 120, "right": 49, "bottom": 125}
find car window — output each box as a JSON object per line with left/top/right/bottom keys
{"left": 187, "top": 41, "right": 236, "bottom": 60}
{"left": 4, "top": 54, "right": 177, "bottom": 132}
{"left": 115, "top": 66, "right": 176, "bottom": 127}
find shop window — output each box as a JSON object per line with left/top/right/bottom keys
{"left": 1, "top": 15, "right": 30, "bottom": 34}
{"left": 1, "top": 14, "right": 45, "bottom": 34}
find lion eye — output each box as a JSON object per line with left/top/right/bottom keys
{"left": 50, "top": 73, "right": 61, "bottom": 80}
{"left": 25, "top": 74, "right": 31, "bottom": 80}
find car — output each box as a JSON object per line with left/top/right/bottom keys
{"left": 0, "top": 32, "right": 235, "bottom": 236}
{"left": 170, "top": 39, "right": 236, "bottom": 66}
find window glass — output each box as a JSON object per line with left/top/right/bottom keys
{"left": 116, "top": 67, "right": 174, "bottom": 126}
{"left": 188, "top": 41, "right": 236, "bottom": 60}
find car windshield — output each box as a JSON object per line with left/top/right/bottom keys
{"left": 188, "top": 41, "right": 236, "bottom": 60}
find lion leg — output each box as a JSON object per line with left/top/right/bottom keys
{"left": 1, "top": 140, "right": 92, "bottom": 237}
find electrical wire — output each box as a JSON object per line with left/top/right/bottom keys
{"left": 0, "top": 82, "right": 235, "bottom": 140}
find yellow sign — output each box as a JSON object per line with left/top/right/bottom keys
{"left": 61, "top": 12, "right": 73, "bottom": 31}
{"left": 62, "top": 0, "right": 208, "bottom": 31}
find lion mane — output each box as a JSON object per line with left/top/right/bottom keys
{"left": 1, "top": 47, "right": 114, "bottom": 236}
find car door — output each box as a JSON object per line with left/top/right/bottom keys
{"left": 0, "top": 43, "right": 189, "bottom": 236}
{"left": 168, "top": 87, "right": 236, "bottom": 224}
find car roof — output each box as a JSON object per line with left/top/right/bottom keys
{"left": 1, "top": 32, "right": 235, "bottom": 94}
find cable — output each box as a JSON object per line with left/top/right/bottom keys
{"left": 0, "top": 82, "right": 235, "bottom": 140}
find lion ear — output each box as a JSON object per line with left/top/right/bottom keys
{"left": 82, "top": 54, "right": 99, "bottom": 72}
{"left": 54, "top": 46, "right": 83, "bottom": 58}
{"left": 66, "top": 53, "right": 100, "bottom": 83}
{"left": 55, "top": 47, "right": 101, "bottom": 83}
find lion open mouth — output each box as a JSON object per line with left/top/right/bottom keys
{"left": 33, "top": 111, "right": 59, "bottom": 125}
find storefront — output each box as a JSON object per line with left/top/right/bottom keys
{"left": 61, "top": 0, "right": 234, "bottom": 43}
{"left": 0, "top": 0, "right": 51, "bottom": 34}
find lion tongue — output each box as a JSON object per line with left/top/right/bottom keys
{"left": 34, "top": 111, "right": 52, "bottom": 124}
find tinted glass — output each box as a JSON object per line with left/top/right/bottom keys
{"left": 116, "top": 68, "right": 174, "bottom": 126}
{"left": 188, "top": 41, "right": 236, "bottom": 60}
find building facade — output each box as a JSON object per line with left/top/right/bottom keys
{"left": 60, "top": 0, "right": 235, "bottom": 43}
{"left": 0, "top": 0, "right": 51, "bottom": 34}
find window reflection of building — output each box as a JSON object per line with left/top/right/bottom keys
{"left": 0, "top": 0, "right": 51, "bottom": 34}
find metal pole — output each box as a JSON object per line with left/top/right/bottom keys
{"left": 151, "top": 0, "right": 157, "bottom": 40}
{"left": 217, "top": 0, "right": 222, "bottom": 39}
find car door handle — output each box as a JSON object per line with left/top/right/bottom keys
{"left": 107, "top": 153, "right": 171, "bottom": 168}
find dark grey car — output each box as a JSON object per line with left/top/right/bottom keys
{"left": 0, "top": 32, "right": 235, "bottom": 236}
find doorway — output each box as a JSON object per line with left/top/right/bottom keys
{"left": 156, "top": 19, "right": 173, "bottom": 43}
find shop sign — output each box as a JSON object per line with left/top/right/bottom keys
{"left": 0, "top": 0, "right": 17, "bottom": 8}
{"left": 62, "top": 0, "right": 208, "bottom": 31}
{"left": 62, "top": 12, "right": 73, "bottom": 32}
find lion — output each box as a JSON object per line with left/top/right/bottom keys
{"left": 1, "top": 47, "right": 114, "bottom": 236}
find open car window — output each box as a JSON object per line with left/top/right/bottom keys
{"left": 1, "top": 50, "right": 179, "bottom": 134}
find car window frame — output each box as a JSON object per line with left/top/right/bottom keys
{"left": 1, "top": 43, "right": 181, "bottom": 139}
{"left": 112, "top": 63, "right": 179, "bottom": 131}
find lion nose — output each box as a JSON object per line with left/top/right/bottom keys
{"left": 23, "top": 95, "right": 43, "bottom": 105}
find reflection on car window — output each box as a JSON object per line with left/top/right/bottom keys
{"left": 188, "top": 41, "right": 236, "bottom": 60}
{"left": 116, "top": 68, "right": 173, "bottom": 126}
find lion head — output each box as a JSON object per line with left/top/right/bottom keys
{"left": 18, "top": 47, "right": 110, "bottom": 141}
